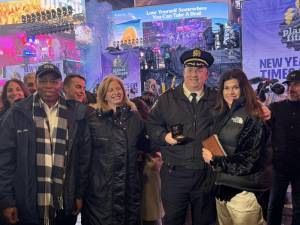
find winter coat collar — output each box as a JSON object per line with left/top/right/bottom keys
{"left": 230, "top": 97, "right": 246, "bottom": 113}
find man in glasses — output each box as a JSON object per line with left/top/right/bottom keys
{"left": 0, "top": 63, "right": 91, "bottom": 225}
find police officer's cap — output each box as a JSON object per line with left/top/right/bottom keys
{"left": 180, "top": 48, "right": 214, "bottom": 68}
{"left": 283, "top": 70, "right": 300, "bottom": 84}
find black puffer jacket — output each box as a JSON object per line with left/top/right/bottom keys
{"left": 82, "top": 106, "right": 145, "bottom": 225}
{"left": 211, "top": 98, "right": 269, "bottom": 192}
{"left": 0, "top": 107, "right": 8, "bottom": 120}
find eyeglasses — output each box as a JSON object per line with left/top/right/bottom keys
{"left": 38, "top": 79, "right": 61, "bottom": 85}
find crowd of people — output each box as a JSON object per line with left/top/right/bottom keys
{"left": 0, "top": 48, "right": 299, "bottom": 225}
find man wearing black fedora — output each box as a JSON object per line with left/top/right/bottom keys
{"left": 147, "top": 48, "right": 217, "bottom": 225}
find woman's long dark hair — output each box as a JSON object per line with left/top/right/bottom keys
{"left": 215, "top": 69, "right": 263, "bottom": 119}
{"left": 1, "top": 79, "right": 29, "bottom": 110}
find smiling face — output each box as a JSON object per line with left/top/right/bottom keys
{"left": 24, "top": 74, "right": 36, "bottom": 94}
{"left": 105, "top": 80, "right": 124, "bottom": 109}
{"left": 287, "top": 81, "right": 300, "bottom": 101}
{"left": 183, "top": 66, "right": 208, "bottom": 92}
{"left": 223, "top": 78, "right": 241, "bottom": 108}
{"left": 36, "top": 73, "right": 62, "bottom": 107}
{"left": 6, "top": 81, "right": 25, "bottom": 106}
{"left": 64, "top": 77, "right": 86, "bottom": 103}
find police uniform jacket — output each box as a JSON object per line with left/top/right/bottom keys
{"left": 146, "top": 83, "right": 217, "bottom": 170}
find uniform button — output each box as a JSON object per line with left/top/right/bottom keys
{"left": 290, "top": 125, "right": 294, "bottom": 129}
{"left": 292, "top": 112, "right": 296, "bottom": 116}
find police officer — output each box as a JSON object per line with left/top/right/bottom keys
{"left": 147, "top": 48, "right": 217, "bottom": 225}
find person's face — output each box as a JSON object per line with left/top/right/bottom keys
{"left": 64, "top": 77, "right": 86, "bottom": 103}
{"left": 36, "top": 73, "right": 62, "bottom": 106}
{"left": 105, "top": 80, "right": 124, "bottom": 108}
{"left": 6, "top": 81, "right": 25, "bottom": 106}
{"left": 287, "top": 81, "right": 300, "bottom": 101}
{"left": 183, "top": 66, "right": 208, "bottom": 92}
{"left": 24, "top": 75, "right": 36, "bottom": 94}
{"left": 223, "top": 78, "right": 241, "bottom": 108}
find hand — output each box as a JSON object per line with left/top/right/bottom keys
{"left": 261, "top": 105, "right": 271, "bottom": 121}
{"left": 202, "top": 148, "right": 213, "bottom": 164}
{"left": 258, "top": 100, "right": 271, "bottom": 121}
{"left": 3, "top": 207, "right": 19, "bottom": 224}
{"left": 165, "top": 132, "right": 178, "bottom": 145}
{"left": 72, "top": 199, "right": 83, "bottom": 215}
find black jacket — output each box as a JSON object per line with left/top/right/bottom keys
{"left": 82, "top": 106, "right": 145, "bottom": 225}
{"left": 0, "top": 96, "right": 91, "bottom": 224}
{"left": 269, "top": 100, "right": 300, "bottom": 174}
{"left": 211, "top": 99, "right": 269, "bottom": 192}
{"left": 146, "top": 84, "right": 217, "bottom": 169}
{"left": 0, "top": 107, "right": 8, "bottom": 120}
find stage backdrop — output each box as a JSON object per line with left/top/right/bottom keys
{"left": 242, "top": 0, "right": 300, "bottom": 81}
{"left": 101, "top": 49, "right": 141, "bottom": 98}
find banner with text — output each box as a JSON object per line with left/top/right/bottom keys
{"left": 242, "top": 0, "right": 300, "bottom": 81}
{"left": 3, "top": 60, "right": 64, "bottom": 80}
{"left": 134, "top": 0, "right": 227, "bottom": 7}
{"left": 101, "top": 49, "right": 141, "bottom": 98}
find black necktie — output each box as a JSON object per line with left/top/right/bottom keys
{"left": 191, "top": 93, "right": 197, "bottom": 111}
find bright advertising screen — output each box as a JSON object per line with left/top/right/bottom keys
{"left": 0, "top": 0, "right": 85, "bottom": 25}
{"left": 110, "top": 2, "right": 228, "bottom": 48}
{"left": 0, "top": 0, "right": 41, "bottom": 25}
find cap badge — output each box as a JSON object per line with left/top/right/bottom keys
{"left": 192, "top": 49, "right": 201, "bottom": 57}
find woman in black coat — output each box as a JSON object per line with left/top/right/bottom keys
{"left": 82, "top": 75, "right": 145, "bottom": 225}
{"left": 202, "top": 69, "right": 269, "bottom": 225}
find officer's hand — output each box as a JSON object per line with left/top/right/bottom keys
{"left": 3, "top": 207, "right": 19, "bottom": 224}
{"left": 72, "top": 199, "right": 83, "bottom": 215}
{"left": 165, "top": 132, "right": 178, "bottom": 145}
{"left": 202, "top": 148, "right": 213, "bottom": 164}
